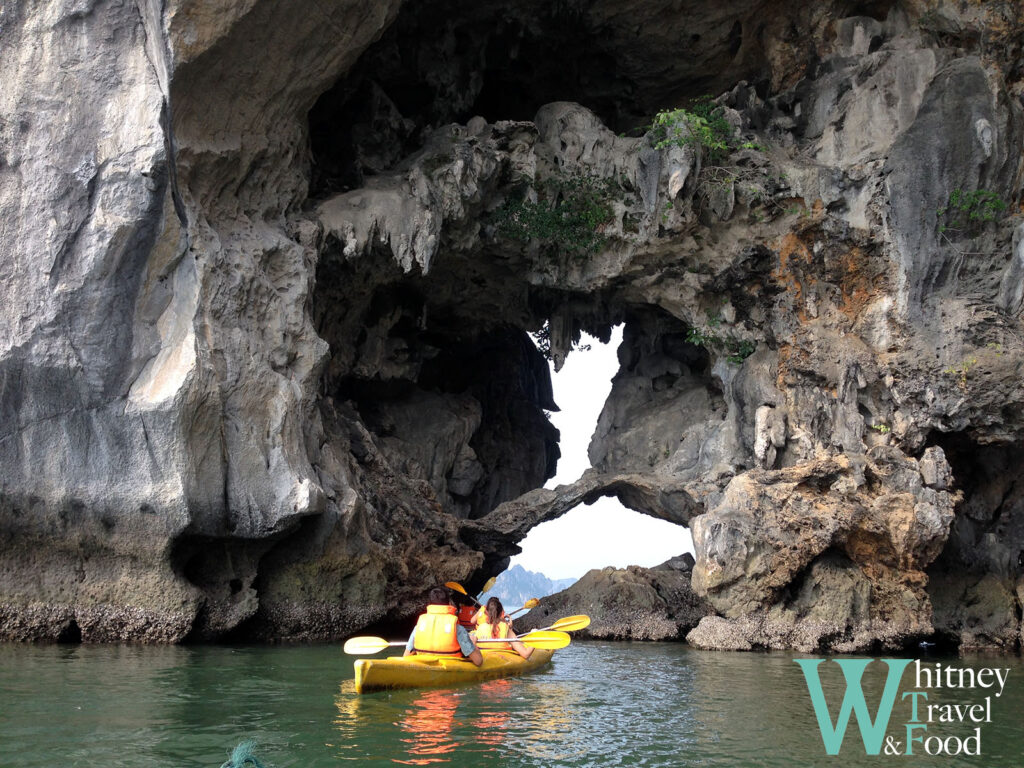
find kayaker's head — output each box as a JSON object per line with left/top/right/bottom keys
{"left": 485, "top": 597, "right": 504, "bottom": 636}
{"left": 428, "top": 587, "right": 451, "bottom": 606}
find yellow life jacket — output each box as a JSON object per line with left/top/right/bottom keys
{"left": 476, "top": 620, "right": 511, "bottom": 650}
{"left": 474, "top": 606, "right": 507, "bottom": 626}
{"left": 413, "top": 604, "right": 462, "bottom": 654}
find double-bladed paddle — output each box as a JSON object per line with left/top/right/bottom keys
{"left": 526, "top": 614, "right": 590, "bottom": 633}
{"left": 343, "top": 630, "right": 571, "bottom": 655}
{"left": 507, "top": 598, "right": 539, "bottom": 616}
{"left": 444, "top": 577, "right": 497, "bottom": 605}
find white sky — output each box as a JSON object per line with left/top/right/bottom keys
{"left": 509, "top": 326, "right": 695, "bottom": 581}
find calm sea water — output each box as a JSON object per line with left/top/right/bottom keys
{"left": 0, "top": 641, "right": 1020, "bottom": 767}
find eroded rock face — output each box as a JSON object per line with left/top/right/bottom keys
{"left": 686, "top": 448, "right": 958, "bottom": 651}
{"left": 1, "top": 0, "right": 1024, "bottom": 650}
{"left": 517, "top": 557, "right": 712, "bottom": 641}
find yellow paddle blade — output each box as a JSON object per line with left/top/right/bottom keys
{"left": 342, "top": 636, "right": 405, "bottom": 655}
{"left": 507, "top": 598, "right": 539, "bottom": 616}
{"left": 444, "top": 581, "right": 468, "bottom": 595}
{"left": 477, "top": 630, "right": 571, "bottom": 650}
{"left": 519, "top": 630, "right": 571, "bottom": 649}
{"left": 546, "top": 615, "right": 590, "bottom": 632}
{"left": 478, "top": 576, "right": 497, "bottom": 595}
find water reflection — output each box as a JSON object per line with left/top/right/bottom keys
{"left": 333, "top": 674, "right": 577, "bottom": 764}
{"left": 473, "top": 679, "right": 512, "bottom": 748}
{"left": 4, "top": 643, "right": 1022, "bottom": 768}
{"left": 394, "top": 689, "right": 463, "bottom": 765}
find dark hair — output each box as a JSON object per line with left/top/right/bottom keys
{"left": 429, "top": 587, "right": 450, "bottom": 605}
{"left": 485, "top": 597, "right": 503, "bottom": 638}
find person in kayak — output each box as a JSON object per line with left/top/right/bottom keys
{"left": 473, "top": 597, "right": 534, "bottom": 660}
{"left": 471, "top": 599, "right": 509, "bottom": 629}
{"left": 404, "top": 587, "right": 483, "bottom": 666}
{"left": 453, "top": 591, "right": 479, "bottom": 630}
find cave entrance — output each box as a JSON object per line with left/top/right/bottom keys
{"left": 924, "top": 432, "right": 1024, "bottom": 652}
{"left": 512, "top": 502, "right": 695, "bottom": 582}
{"left": 510, "top": 326, "right": 695, "bottom": 583}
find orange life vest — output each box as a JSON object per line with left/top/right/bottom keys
{"left": 476, "top": 620, "right": 511, "bottom": 650}
{"left": 457, "top": 604, "right": 477, "bottom": 630}
{"left": 413, "top": 604, "right": 462, "bottom": 654}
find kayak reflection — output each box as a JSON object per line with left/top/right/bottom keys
{"left": 334, "top": 661, "right": 573, "bottom": 764}
{"left": 394, "top": 689, "right": 463, "bottom": 765}
{"left": 474, "top": 679, "right": 512, "bottom": 748}
{"left": 392, "top": 681, "right": 521, "bottom": 765}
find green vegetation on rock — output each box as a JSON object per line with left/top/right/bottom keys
{"left": 937, "top": 188, "right": 1007, "bottom": 237}
{"left": 650, "top": 96, "right": 734, "bottom": 161}
{"left": 686, "top": 325, "right": 756, "bottom": 365}
{"left": 495, "top": 171, "right": 617, "bottom": 256}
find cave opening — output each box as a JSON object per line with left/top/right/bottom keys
{"left": 56, "top": 618, "right": 82, "bottom": 645}
{"left": 510, "top": 326, "right": 696, "bottom": 582}
{"left": 297, "top": 0, "right": 773, "bottom": 638}
{"left": 311, "top": 223, "right": 711, "bottom": 609}
{"left": 924, "top": 431, "right": 1024, "bottom": 651}
{"left": 513, "top": 503, "right": 695, "bottom": 583}
{"left": 313, "top": 241, "right": 571, "bottom": 525}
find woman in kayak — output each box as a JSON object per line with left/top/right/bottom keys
{"left": 405, "top": 587, "right": 483, "bottom": 666}
{"left": 473, "top": 597, "right": 533, "bottom": 659}
{"left": 471, "top": 599, "right": 508, "bottom": 629}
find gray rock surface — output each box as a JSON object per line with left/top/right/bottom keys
{"left": 1, "top": 0, "right": 1023, "bottom": 651}
{"left": 517, "top": 558, "right": 712, "bottom": 641}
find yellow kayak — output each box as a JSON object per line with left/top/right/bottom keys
{"left": 354, "top": 648, "right": 554, "bottom": 694}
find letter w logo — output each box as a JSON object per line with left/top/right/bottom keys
{"left": 794, "top": 659, "right": 911, "bottom": 755}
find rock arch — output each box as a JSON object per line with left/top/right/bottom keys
{"left": 1, "top": 0, "right": 1023, "bottom": 653}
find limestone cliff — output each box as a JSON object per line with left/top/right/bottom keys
{"left": 1, "top": 0, "right": 1022, "bottom": 652}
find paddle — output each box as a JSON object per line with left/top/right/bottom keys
{"left": 478, "top": 630, "right": 569, "bottom": 650}
{"left": 343, "top": 636, "right": 408, "bottom": 654}
{"left": 507, "top": 598, "right": 539, "bottom": 617}
{"left": 444, "top": 577, "right": 497, "bottom": 605}
{"left": 478, "top": 576, "right": 497, "bottom": 597}
{"left": 527, "top": 614, "right": 590, "bottom": 633}
{"left": 343, "top": 630, "right": 571, "bottom": 655}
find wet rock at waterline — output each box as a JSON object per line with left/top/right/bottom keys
{"left": 518, "top": 557, "right": 713, "bottom": 641}
{"left": 2, "top": 1, "right": 1024, "bottom": 651}
{"left": 687, "top": 448, "right": 959, "bottom": 651}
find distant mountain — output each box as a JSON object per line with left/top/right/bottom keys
{"left": 479, "top": 564, "right": 576, "bottom": 608}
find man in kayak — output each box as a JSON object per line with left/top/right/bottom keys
{"left": 404, "top": 587, "right": 483, "bottom": 666}
{"left": 473, "top": 597, "right": 534, "bottom": 659}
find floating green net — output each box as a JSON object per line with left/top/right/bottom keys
{"left": 220, "top": 739, "right": 266, "bottom": 768}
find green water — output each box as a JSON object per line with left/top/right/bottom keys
{"left": 0, "top": 642, "right": 1020, "bottom": 767}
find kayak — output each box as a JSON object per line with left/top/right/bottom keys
{"left": 354, "top": 648, "right": 554, "bottom": 694}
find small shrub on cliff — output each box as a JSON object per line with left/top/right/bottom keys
{"left": 650, "top": 97, "right": 782, "bottom": 222}
{"left": 685, "top": 326, "right": 755, "bottom": 365}
{"left": 495, "top": 171, "right": 617, "bottom": 256}
{"left": 650, "top": 96, "right": 734, "bottom": 162}
{"left": 937, "top": 188, "right": 1007, "bottom": 237}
